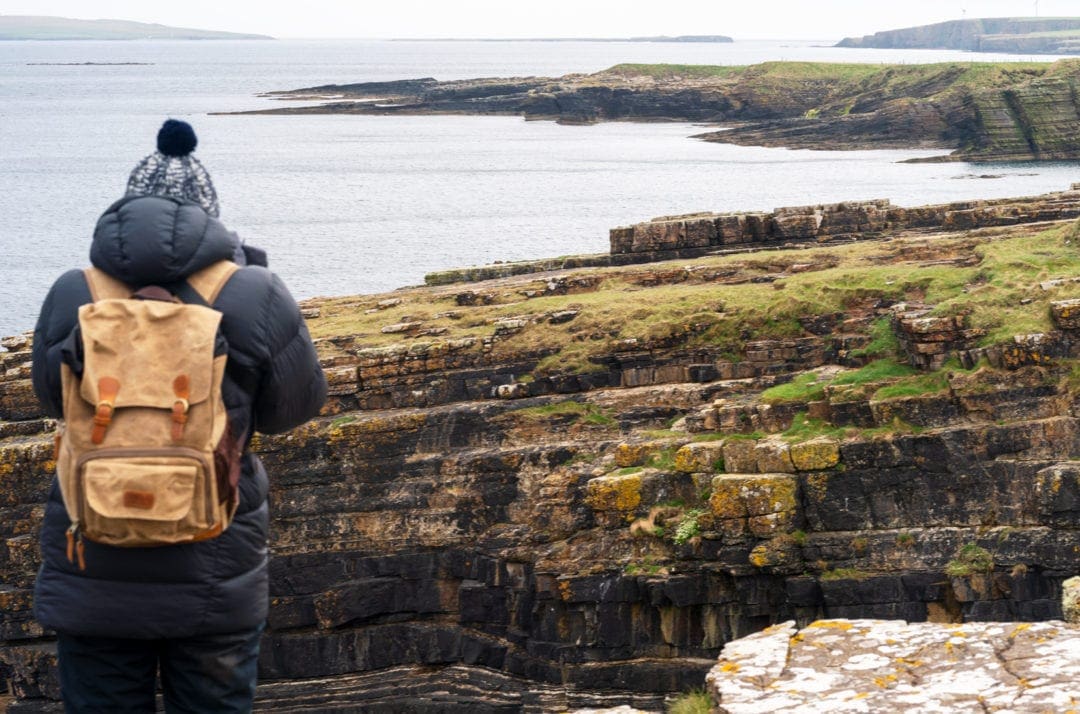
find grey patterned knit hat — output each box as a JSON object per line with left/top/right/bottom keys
{"left": 125, "top": 119, "right": 220, "bottom": 217}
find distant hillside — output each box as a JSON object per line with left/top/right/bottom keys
{"left": 837, "top": 17, "right": 1080, "bottom": 55}
{"left": 0, "top": 15, "right": 272, "bottom": 40}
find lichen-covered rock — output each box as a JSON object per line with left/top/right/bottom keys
{"left": 709, "top": 474, "right": 799, "bottom": 537}
{"left": 586, "top": 473, "right": 643, "bottom": 516}
{"left": 1051, "top": 299, "right": 1080, "bottom": 331}
{"left": 789, "top": 438, "right": 840, "bottom": 471}
{"left": 673, "top": 441, "right": 726, "bottom": 473}
{"left": 1064, "top": 577, "right": 1080, "bottom": 624}
{"left": 722, "top": 440, "right": 758, "bottom": 473}
{"left": 614, "top": 441, "right": 665, "bottom": 468}
{"left": 753, "top": 438, "right": 795, "bottom": 474}
{"left": 707, "top": 619, "right": 1080, "bottom": 713}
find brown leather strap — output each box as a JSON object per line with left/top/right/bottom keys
{"left": 83, "top": 268, "right": 132, "bottom": 302}
{"left": 171, "top": 374, "right": 190, "bottom": 442}
{"left": 91, "top": 376, "right": 120, "bottom": 444}
{"left": 186, "top": 261, "right": 239, "bottom": 307}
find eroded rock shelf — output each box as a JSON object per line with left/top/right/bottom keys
{"left": 2, "top": 189, "right": 1080, "bottom": 711}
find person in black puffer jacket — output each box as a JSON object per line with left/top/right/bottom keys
{"left": 31, "top": 119, "right": 327, "bottom": 713}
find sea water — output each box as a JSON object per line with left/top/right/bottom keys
{"left": 1, "top": 38, "right": 1078, "bottom": 336}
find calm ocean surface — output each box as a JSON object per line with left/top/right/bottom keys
{"left": 1, "top": 38, "right": 1078, "bottom": 336}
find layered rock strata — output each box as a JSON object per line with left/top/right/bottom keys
{"left": 609, "top": 186, "right": 1080, "bottom": 259}
{"left": 234, "top": 59, "right": 1080, "bottom": 161}
{"left": 837, "top": 17, "right": 1080, "bottom": 54}
{"left": 2, "top": 199, "right": 1080, "bottom": 710}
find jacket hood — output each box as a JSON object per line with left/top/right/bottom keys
{"left": 90, "top": 195, "right": 237, "bottom": 286}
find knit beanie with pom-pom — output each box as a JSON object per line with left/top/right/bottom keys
{"left": 125, "top": 119, "right": 220, "bottom": 217}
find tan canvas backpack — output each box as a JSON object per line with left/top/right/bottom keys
{"left": 55, "top": 261, "right": 241, "bottom": 569}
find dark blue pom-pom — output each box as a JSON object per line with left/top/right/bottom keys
{"left": 156, "top": 119, "right": 197, "bottom": 157}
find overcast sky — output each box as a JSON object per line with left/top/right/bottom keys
{"left": 0, "top": 0, "right": 1071, "bottom": 40}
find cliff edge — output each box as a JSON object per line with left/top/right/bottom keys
{"left": 2, "top": 189, "right": 1080, "bottom": 710}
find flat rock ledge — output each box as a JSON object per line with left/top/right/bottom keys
{"left": 706, "top": 619, "right": 1080, "bottom": 713}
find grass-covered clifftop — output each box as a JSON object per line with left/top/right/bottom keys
{"left": 242, "top": 59, "right": 1080, "bottom": 161}
{"left": 306, "top": 218, "right": 1080, "bottom": 377}
{"left": 837, "top": 17, "right": 1080, "bottom": 54}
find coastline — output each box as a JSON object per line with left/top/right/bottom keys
{"left": 226, "top": 59, "right": 1080, "bottom": 163}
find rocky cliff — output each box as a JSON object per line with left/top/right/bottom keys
{"left": 2, "top": 188, "right": 1080, "bottom": 710}
{"left": 235, "top": 59, "right": 1080, "bottom": 161}
{"left": 837, "top": 17, "right": 1080, "bottom": 55}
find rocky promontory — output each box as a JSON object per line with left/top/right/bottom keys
{"left": 235, "top": 59, "right": 1080, "bottom": 161}
{"left": 837, "top": 17, "right": 1080, "bottom": 55}
{"left": 2, "top": 187, "right": 1080, "bottom": 710}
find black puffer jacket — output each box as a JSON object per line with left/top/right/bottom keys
{"left": 31, "top": 195, "right": 327, "bottom": 638}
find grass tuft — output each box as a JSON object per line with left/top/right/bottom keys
{"left": 667, "top": 689, "right": 712, "bottom": 714}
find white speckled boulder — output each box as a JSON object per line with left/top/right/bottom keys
{"left": 707, "top": 619, "right": 1080, "bottom": 713}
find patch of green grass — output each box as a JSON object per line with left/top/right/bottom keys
{"left": 647, "top": 447, "right": 678, "bottom": 471}
{"left": 691, "top": 432, "right": 727, "bottom": 442}
{"left": 642, "top": 429, "right": 682, "bottom": 439}
{"left": 761, "top": 372, "right": 826, "bottom": 404}
{"left": 511, "top": 400, "right": 614, "bottom": 426}
{"left": 872, "top": 370, "right": 951, "bottom": 401}
{"left": 782, "top": 413, "right": 849, "bottom": 441}
{"left": 834, "top": 359, "right": 920, "bottom": 387}
{"left": 617, "top": 466, "right": 644, "bottom": 475}
{"left": 850, "top": 318, "right": 900, "bottom": 359}
{"left": 667, "top": 689, "right": 712, "bottom": 714}
{"left": 602, "top": 63, "right": 744, "bottom": 79}
{"left": 790, "top": 529, "right": 807, "bottom": 546}
{"left": 330, "top": 415, "right": 358, "bottom": 428}
{"left": 946, "top": 543, "right": 994, "bottom": 577}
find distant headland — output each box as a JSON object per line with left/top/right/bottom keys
{"left": 837, "top": 17, "right": 1080, "bottom": 55}
{"left": 230, "top": 59, "right": 1080, "bottom": 163}
{"left": 0, "top": 15, "right": 273, "bottom": 40}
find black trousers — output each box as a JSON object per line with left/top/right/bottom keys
{"left": 56, "top": 625, "right": 263, "bottom": 714}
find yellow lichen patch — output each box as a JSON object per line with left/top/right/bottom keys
{"left": 720, "top": 661, "right": 741, "bottom": 673}
{"left": 673, "top": 441, "right": 726, "bottom": 473}
{"left": 789, "top": 438, "right": 840, "bottom": 471}
{"left": 711, "top": 474, "right": 799, "bottom": 536}
{"left": 614, "top": 442, "right": 661, "bottom": 468}
{"left": 873, "top": 674, "right": 897, "bottom": 688}
{"left": 804, "top": 472, "right": 829, "bottom": 503}
{"left": 558, "top": 580, "right": 572, "bottom": 601}
{"left": 807, "top": 620, "right": 854, "bottom": 631}
{"left": 709, "top": 477, "right": 749, "bottom": 520}
{"left": 585, "top": 473, "right": 642, "bottom": 514}
{"left": 1010, "top": 623, "right": 1032, "bottom": 638}
{"left": 748, "top": 544, "right": 771, "bottom": 568}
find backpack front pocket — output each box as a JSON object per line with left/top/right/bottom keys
{"left": 84, "top": 461, "right": 198, "bottom": 522}
{"left": 75, "top": 449, "right": 216, "bottom": 546}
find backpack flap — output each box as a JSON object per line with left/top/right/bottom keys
{"left": 77, "top": 299, "right": 221, "bottom": 413}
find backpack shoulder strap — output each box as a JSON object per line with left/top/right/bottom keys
{"left": 186, "top": 261, "right": 239, "bottom": 307}
{"left": 83, "top": 267, "right": 131, "bottom": 302}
